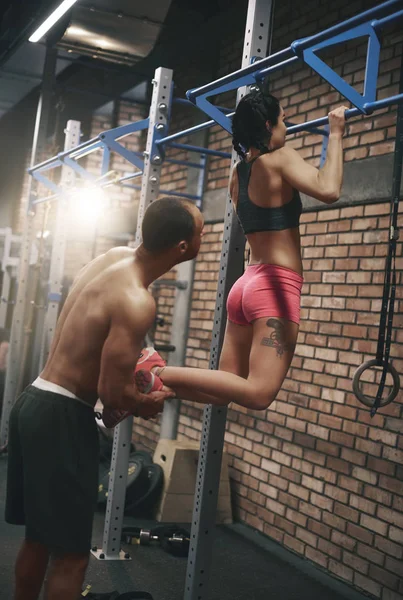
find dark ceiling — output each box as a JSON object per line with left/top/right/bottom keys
{"left": 0, "top": 0, "right": 235, "bottom": 121}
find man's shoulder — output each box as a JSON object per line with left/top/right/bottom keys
{"left": 110, "top": 285, "right": 155, "bottom": 323}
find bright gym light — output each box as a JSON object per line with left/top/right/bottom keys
{"left": 29, "top": 0, "right": 80, "bottom": 43}
{"left": 69, "top": 186, "right": 108, "bottom": 227}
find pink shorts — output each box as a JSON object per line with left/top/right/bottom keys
{"left": 226, "top": 263, "right": 304, "bottom": 326}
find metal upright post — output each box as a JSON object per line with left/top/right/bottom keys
{"left": 37, "top": 120, "right": 81, "bottom": 371}
{"left": 160, "top": 131, "right": 208, "bottom": 441}
{"left": 93, "top": 67, "right": 174, "bottom": 561}
{"left": 184, "top": 2, "right": 274, "bottom": 598}
{"left": 0, "top": 47, "right": 57, "bottom": 446}
{"left": 0, "top": 229, "right": 14, "bottom": 329}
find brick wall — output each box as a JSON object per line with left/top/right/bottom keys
{"left": 124, "top": 1, "right": 403, "bottom": 599}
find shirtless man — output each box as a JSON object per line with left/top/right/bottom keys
{"left": 5, "top": 197, "right": 204, "bottom": 600}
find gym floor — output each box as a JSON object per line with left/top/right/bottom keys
{"left": 0, "top": 456, "right": 354, "bottom": 600}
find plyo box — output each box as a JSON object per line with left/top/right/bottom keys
{"left": 153, "top": 438, "right": 232, "bottom": 524}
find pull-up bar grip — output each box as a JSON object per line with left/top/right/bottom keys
{"left": 286, "top": 95, "right": 403, "bottom": 135}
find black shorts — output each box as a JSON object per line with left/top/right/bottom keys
{"left": 5, "top": 385, "right": 99, "bottom": 554}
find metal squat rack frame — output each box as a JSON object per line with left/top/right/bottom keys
{"left": 0, "top": 228, "right": 22, "bottom": 330}
{"left": 180, "top": 0, "right": 403, "bottom": 598}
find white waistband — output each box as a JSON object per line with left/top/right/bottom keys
{"left": 32, "top": 377, "right": 93, "bottom": 409}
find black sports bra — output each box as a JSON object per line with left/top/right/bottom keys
{"left": 235, "top": 158, "right": 302, "bottom": 234}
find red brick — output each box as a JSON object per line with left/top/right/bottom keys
{"left": 328, "top": 559, "right": 353, "bottom": 583}
{"left": 323, "top": 511, "right": 346, "bottom": 533}
{"left": 375, "top": 535, "right": 403, "bottom": 560}
{"left": 288, "top": 480, "right": 310, "bottom": 501}
{"left": 305, "top": 547, "right": 328, "bottom": 569}
{"left": 379, "top": 474, "right": 403, "bottom": 495}
{"left": 377, "top": 506, "right": 403, "bottom": 530}
{"left": 318, "top": 538, "right": 342, "bottom": 559}
{"left": 347, "top": 522, "right": 374, "bottom": 545}
{"left": 356, "top": 542, "right": 385, "bottom": 567}
{"left": 338, "top": 475, "right": 363, "bottom": 495}
{"left": 341, "top": 551, "right": 369, "bottom": 575}
{"left": 353, "top": 573, "right": 381, "bottom": 597}
{"left": 283, "top": 534, "right": 305, "bottom": 555}
{"left": 367, "top": 456, "right": 396, "bottom": 477}
{"left": 370, "top": 563, "right": 400, "bottom": 588}
{"left": 330, "top": 431, "right": 354, "bottom": 448}
{"left": 273, "top": 515, "right": 296, "bottom": 536}
{"left": 363, "top": 484, "right": 392, "bottom": 507}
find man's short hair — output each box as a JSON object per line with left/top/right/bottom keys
{"left": 142, "top": 197, "right": 195, "bottom": 253}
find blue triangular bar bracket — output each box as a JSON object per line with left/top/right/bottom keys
{"left": 189, "top": 72, "right": 258, "bottom": 134}
{"left": 100, "top": 118, "right": 149, "bottom": 171}
{"left": 291, "top": 22, "right": 381, "bottom": 114}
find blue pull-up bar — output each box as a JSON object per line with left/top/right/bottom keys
{"left": 185, "top": 0, "right": 403, "bottom": 136}
{"left": 187, "top": 0, "right": 402, "bottom": 103}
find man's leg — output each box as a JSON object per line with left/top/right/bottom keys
{"left": 45, "top": 552, "right": 89, "bottom": 600}
{"left": 14, "top": 539, "right": 49, "bottom": 600}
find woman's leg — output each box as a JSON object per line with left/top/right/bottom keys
{"left": 158, "top": 317, "right": 298, "bottom": 410}
{"left": 171, "top": 320, "right": 253, "bottom": 406}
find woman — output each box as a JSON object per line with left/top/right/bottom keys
{"left": 136, "top": 89, "right": 348, "bottom": 412}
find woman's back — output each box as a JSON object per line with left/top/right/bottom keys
{"left": 231, "top": 150, "right": 303, "bottom": 274}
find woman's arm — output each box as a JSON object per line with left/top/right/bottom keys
{"left": 279, "top": 106, "right": 347, "bottom": 204}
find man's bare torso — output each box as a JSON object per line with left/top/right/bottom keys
{"left": 41, "top": 247, "right": 148, "bottom": 406}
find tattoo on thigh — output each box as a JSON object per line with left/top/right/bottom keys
{"left": 260, "top": 318, "right": 296, "bottom": 358}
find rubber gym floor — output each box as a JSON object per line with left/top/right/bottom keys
{"left": 0, "top": 456, "right": 361, "bottom": 600}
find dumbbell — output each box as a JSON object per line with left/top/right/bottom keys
{"left": 138, "top": 529, "right": 190, "bottom": 556}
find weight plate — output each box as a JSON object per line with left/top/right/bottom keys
{"left": 97, "top": 458, "right": 147, "bottom": 507}
{"left": 125, "top": 463, "right": 164, "bottom": 518}
{"left": 130, "top": 450, "right": 153, "bottom": 466}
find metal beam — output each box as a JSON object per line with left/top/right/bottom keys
{"left": 183, "top": 1, "right": 275, "bottom": 598}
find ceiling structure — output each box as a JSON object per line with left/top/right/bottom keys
{"left": 0, "top": 0, "right": 231, "bottom": 121}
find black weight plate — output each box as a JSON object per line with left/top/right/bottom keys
{"left": 97, "top": 466, "right": 110, "bottom": 505}
{"left": 125, "top": 458, "right": 149, "bottom": 507}
{"left": 130, "top": 450, "right": 153, "bottom": 466}
{"left": 125, "top": 463, "right": 164, "bottom": 518}
{"left": 97, "top": 424, "right": 114, "bottom": 466}
{"left": 97, "top": 458, "right": 147, "bottom": 507}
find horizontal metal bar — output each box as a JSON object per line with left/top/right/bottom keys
{"left": 287, "top": 94, "right": 403, "bottom": 135}
{"left": 70, "top": 140, "right": 104, "bottom": 160}
{"left": 167, "top": 142, "right": 231, "bottom": 159}
{"left": 118, "top": 172, "right": 143, "bottom": 183}
{"left": 256, "top": 56, "right": 299, "bottom": 80}
{"left": 29, "top": 136, "right": 100, "bottom": 173}
{"left": 364, "top": 93, "right": 403, "bottom": 112}
{"left": 28, "top": 158, "right": 62, "bottom": 174}
{"left": 157, "top": 118, "right": 229, "bottom": 145}
{"left": 187, "top": 47, "right": 293, "bottom": 102}
{"left": 372, "top": 9, "right": 403, "bottom": 29}
{"left": 165, "top": 157, "right": 205, "bottom": 169}
{"left": 32, "top": 194, "right": 59, "bottom": 205}
{"left": 173, "top": 97, "right": 235, "bottom": 116}
{"left": 186, "top": 0, "right": 400, "bottom": 106}
{"left": 131, "top": 149, "right": 205, "bottom": 169}
{"left": 291, "top": 0, "right": 402, "bottom": 55}
{"left": 285, "top": 121, "right": 328, "bottom": 137}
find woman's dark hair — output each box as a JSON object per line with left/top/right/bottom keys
{"left": 232, "top": 87, "right": 280, "bottom": 160}
{"left": 142, "top": 197, "right": 195, "bottom": 253}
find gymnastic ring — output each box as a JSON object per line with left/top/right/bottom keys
{"left": 352, "top": 359, "right": 400, "bottom": 408}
